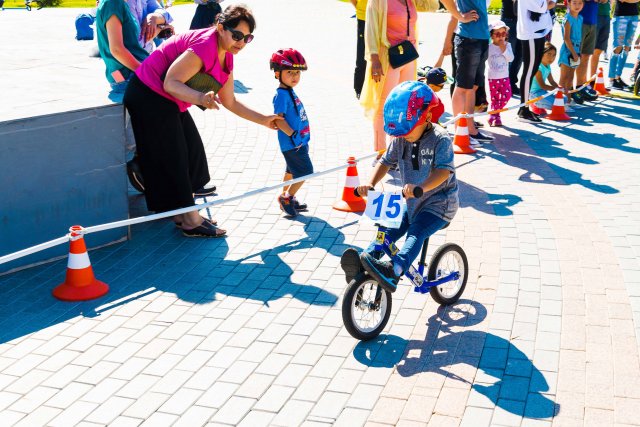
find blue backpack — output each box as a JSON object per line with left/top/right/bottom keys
{"left": 75, "top": 13, "right": 95, "bottom": 41}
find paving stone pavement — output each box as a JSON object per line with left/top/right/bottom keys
{"left": 1, "top": 2, "right": 640, "bottom": 426}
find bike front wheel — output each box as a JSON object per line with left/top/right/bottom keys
{"left": 342, "top": 273, "right": 392, "bottom": 341}
{"left": 428, "top": 243, "right": 468, "bottom": 305}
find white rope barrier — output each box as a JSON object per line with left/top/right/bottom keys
{"left": 0, "top": 73, "right": 603, "bottom": 266}
{"left": 0, "top": 151, "right": 380, "bottom": 266}
{"left": 0, "top": 236, "right": 71, "bottom": 266}
{"left": 440, "top": 73, "right": 599, "bottom": 128}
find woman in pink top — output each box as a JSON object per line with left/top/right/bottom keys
{"left": 124, "top": 5, "right": 281, "bottom": 238}
{"left": 360, "top": 0, "right": 438, "bottom": 156}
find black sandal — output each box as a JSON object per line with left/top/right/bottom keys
{"left": 182, "top": 220, "right": 226, "bottom": 238}
{"left": 174, "top": 217, "right": 218, "bottom": 228}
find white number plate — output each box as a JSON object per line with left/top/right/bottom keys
{"left": 364, "top": 191, "right": 405, "bottom": 228}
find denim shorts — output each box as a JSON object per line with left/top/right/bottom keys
{"left": 454, "top": 35, "right": 489, "bottom": 89}
{"left": 283, "top": 144, "right": 314, "bottom": 178}
{"left": 109, "top": 80, "right": 130, "bottom": 104}
{"left": 595, "top": 15, "right": 611, "bottom": 51}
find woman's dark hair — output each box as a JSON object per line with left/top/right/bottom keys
{"left": 543, "top": 42, "right": 557, "bottom": 54}
{"left": 217, "top": 4, "right": 256, "bottom": 33}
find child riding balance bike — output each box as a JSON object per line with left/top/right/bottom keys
{"left": 340, "top": 81, "right": 469, "bottom": 341}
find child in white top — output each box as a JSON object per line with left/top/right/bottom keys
{"left": 487, "top": 20, "right": 514, "bottom": 127}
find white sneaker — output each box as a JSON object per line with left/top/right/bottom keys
{"left": 469, "top": 137, "right": 481, "bottom": 146}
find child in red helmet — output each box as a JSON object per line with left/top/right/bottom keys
{"left": 270, "top": 48, "right": 313, "bottom": 217}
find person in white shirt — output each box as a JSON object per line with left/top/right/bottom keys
{"left": 516, "top": 0, "right": 556, "bottom": 123}
{"left": 487, "top": 20, "right": 514, "bottom": 126}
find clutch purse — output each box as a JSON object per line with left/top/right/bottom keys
{"left": 387, "top": 1, "right": 419, "bottom": 69}
{"left": 185, "top": 72, "right": 223, "bottom": 110}
{"left": 388, "top": 40, "right": 419, "bottom": 69}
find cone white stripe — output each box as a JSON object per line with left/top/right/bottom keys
{"left": 68, "top": 252, "right": 91, "bottom": 270}
{"left": 455, "top": 126, "right": 469, "bottom": 136}
{"left": 553, "top": 96, "right": 563, "bottom": 106}
{"left": 345, "top": 176, "right": 360, "bottom": 188}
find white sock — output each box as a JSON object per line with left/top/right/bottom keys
{"left": 393, "top": 262, "right": 403, "bottom": 277}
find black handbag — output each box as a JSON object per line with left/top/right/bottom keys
{"left": 388, "top": 1, "right": 419, "bottom": 69}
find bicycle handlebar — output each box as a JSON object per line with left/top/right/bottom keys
{"left": 354, "top": 186, "right": 423, "bottom": 198}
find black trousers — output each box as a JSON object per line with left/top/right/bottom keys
{"left": 502, "top": 17, "right": 523, "bottom": 88}
{"left": 190, "top": 3, "right": 222, "bottom": 30}
{"left": 520, "top": 37, "right": 546, "bottom": 105}
{"left": 124, "top": 75, "right": 210, "bottom": 213}
{"left": 354, "top": 18, "right": 367, "bottom": 97}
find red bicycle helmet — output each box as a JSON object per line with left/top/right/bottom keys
{"left": 269, "top": 48, "right": 308, "bottom": 72}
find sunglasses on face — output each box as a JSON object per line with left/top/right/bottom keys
{"left": 492, "top": 31, "right": 507, "bottom": 37}
{"left": 223, "top": 25, "right": 254, "bottom": 43}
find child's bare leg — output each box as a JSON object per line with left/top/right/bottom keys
{"left": 282, "top": 172, "right": 292, "bottom": 195}
{"left": 288, "top": 181, "right": 304, "bottom": 197}
{"left": 560, "top": 64, "right": 571, "bottom": 94}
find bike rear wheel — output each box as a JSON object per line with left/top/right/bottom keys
{"left": 428, "top": 243, "right": 468, "bottom": 305}
{"left": 342, "top": 273, "right": 392, "bottom": 341}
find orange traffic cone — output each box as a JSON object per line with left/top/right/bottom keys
{"left": 53, "top": 226, "right": 109, "bottom": 301}
{"left": 546, "top": 90, "right": 571, "bottom": 121}
{"left": 333, "top": 157, "right": 367, "bottom": 212}
{"left": 453, "top": 114, "right": 476, "bottom": 154}
{"left": 530, "top": 103, "right": 546, "bottom": 116}
{"left": 593, "top": 68, "right": 610, "bottom": 95}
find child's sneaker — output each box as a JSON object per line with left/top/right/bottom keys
{"left": 341, "top": 248, "right": 363, "bottom": 283}
{"left": 571, "top": 91, "right": 585, "bottom": 105}
{"left": 530, "top": 104, "right": 546, "bottom": 116}
{"left": 278, "top": 194, "right": 298, "bottom": 217}
{"left": 360, "top": 252, "right": 399, "bottom": 293}
{"left": 293, "top": 197, "right": 308, "bottom": 211}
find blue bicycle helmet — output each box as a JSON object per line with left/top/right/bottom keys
{"left": 383, "top": 81, "right": 439, "bottom": 136}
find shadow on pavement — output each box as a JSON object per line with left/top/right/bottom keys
{"left": 234, "top": 80, "right": 252, "bottom": 94}
{"left": 352, "top": 300, "right": 559, "bottom": 419}
{"left": 486, "top": 129, "right": 619, "bottom": 194}
{"left": 535, "top": 120, "right": 640, "bottom": 155}
{"left": 0, "top": 214, "right": 346, "bottom": 344}
{"left": 458, "top": 180, "right": 522, "bottom": 216}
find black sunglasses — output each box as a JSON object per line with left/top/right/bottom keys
{"left": 223, "top": 25, "right": 254, "bottom": 44}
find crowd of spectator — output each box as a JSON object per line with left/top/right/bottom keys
{"left": 91, "top": 0, "right": 640, "bottom": 238}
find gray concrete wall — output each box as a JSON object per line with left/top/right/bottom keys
{"left": 0, "top": 105, "right": 129, "bottom": 274}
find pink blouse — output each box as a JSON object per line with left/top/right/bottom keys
{"left": 136, "top": 28, "right": 233, "bottom": 112}
{"left": 386, "top": 0, "right": 417, "bottom": 46}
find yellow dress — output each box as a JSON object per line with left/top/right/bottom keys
{"left": 359, "top": 0, "right": 438, "bottom": 119}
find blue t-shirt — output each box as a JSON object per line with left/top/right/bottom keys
{"left": 531, "top": 63, "right": 551, "bottom": 94}
{"left": 456, "top": 0, "right": 489, "bottom": 40}
{"left": 579, "top": 0, "right": 598, "bottom": 25}
{"left": 273, "top": 88, "right": 311, "bottom": 152}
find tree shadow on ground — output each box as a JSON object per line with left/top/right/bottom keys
{"left": 485, "top": 129, "right": 619, "bottom": 194}
{"left": 0, "top": 214, "right": 346, "bottom": 344}
{"left": 352, "top": 300, "right": 559, "bottom": 419}
{"left": 458, "top": 179, "right": 523, "bottom": 216}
